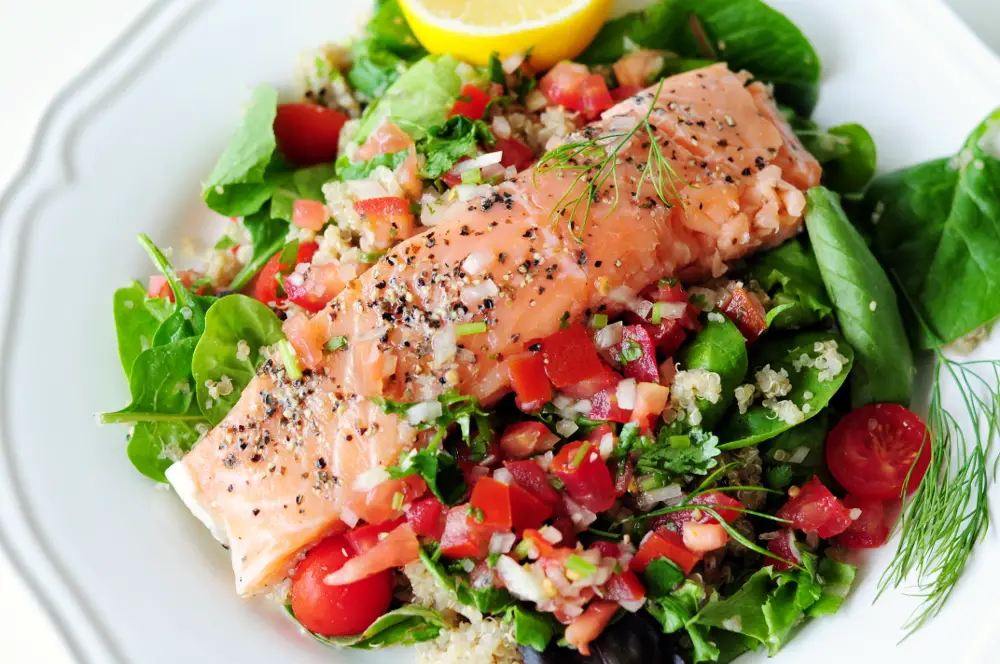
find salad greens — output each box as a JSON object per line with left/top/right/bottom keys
{"left": 795, "top": 122, "right": 877, "bottom": 195}
{"left": 418, "top": 116, "right": 496, "bottom": 179}
{"left": 677, "top": 316, "right": 748, "bottom": 429}
{"left": 745, "top": 237, "right": 832, "bottom": 331}
{"left": 291, "top": 603, "right": 448, "bottom": 649}
{"left": 112, "top": 281, "right": 173, "bottom": 379}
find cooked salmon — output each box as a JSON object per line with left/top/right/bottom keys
{"left": 166, "top": 63, "right": 820, "bottom": 595}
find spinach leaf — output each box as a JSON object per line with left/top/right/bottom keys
{"left": 191, "top": 295, "right": 286, "bottom": 425}
{"left": 804, "top": 186, "right": 914, "bottom": 406}
{"left": 290, "top": 603, "right": 447, "bottom": 649}
{"left": 364, "top": 0, "right": 426, "bottom": 60}
{"left": 269, "top": 163, "right": 336, "bottom": 222}
{"left": 509, "top": 605, "right": 559, "bottom": 652}
{"left": 796, "top": 122, "right": 877, "bottom": 194}
{"left": 418, "top": 116, "right": 496, "bottom": 179}
{"left": 857, "top": 108, "right": 1000, "bottom": 346}
{"left": 228, "top": 210, "right": 289, "bottom": 291}
{"left": 677, "top": 315, "right": 748, "bottom": 428}
{"left": 112, "top": 281, "right": 172, "bottom": 379}
{"left": 578, "top": 0, "right": 821, "bottom": 115}
{"left": 127, "top": 421, "right": 203, "bottom": 482}
{"left": 646, "top": 579, "right": 720, "bottom": 663}
{"left": 136, "top": 235, "right": 216, "bottom": 344}
{"left": 643, "top": 557, "right": 685, "bottom": 598}
{"left": 745, "top": 238, "right": 832, "bottom": 330}
{"left": 718, "top": 330, "right": 854, "bottom": 449}
{"left": 338, "top": 149, "right": 409, "bottom": 181}
{"left": 349, "top": 40, "right": 409, "bottom": 98}
{"left": 202, "top": 84, "right": 280, "bottom": 216}
{"left": 354, "top": 54, "right": 464, "bottom": 144}
{"left": 389, "top": 435, "right": 467, "bottom": 505}
{"left": 636, "top": 427, "right": 721, "bottom": 476}
{"left": 760, "top": 409, "right": 829, "bottom": 489}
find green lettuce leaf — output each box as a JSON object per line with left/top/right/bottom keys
{"left": 746, "top": 237, "right": 833, "bottom": 330}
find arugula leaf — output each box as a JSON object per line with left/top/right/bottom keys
{"left": 112, "top": 281, "right": 172, "bottom": 379}
{"left": 418, "top": 116, "right": 496, "bottom": 179}
{"left": 677, "top": 316, "right": 748, "bottom": 428}
{"left": 202, "top": 84, "right": 281, "bottom": 216}
{"left": 228, "top": 210, "right": 289, "bottom": 291}
{"left": 804, "top": 187, "right": 914, "bottom": 407}
{"left": 745, "top": 238, "right": 833, "bottom": 330}
{"left": 578, "top": 0, "right": 821, "bottom": 115}
{"left": 643, "top": 557, "right": 685, "bottom": 598}
{"left": 718, "top": 330, "right": 854, "bottom": 449}
{"left": 289, "top": 603, "right": 448, "bottom": 649}
{"left": 338, "top": 149, "right": 409, "bottom": 182}
{"left": 389, "top": 434, "right": 468, "bottom": 505}
{"left": 796, "top": 122, "right": 877, "bottom": 194}
{"left": 191, "top": 295, "right": 286, "bottom": 425}
{"left": 858, "top": 108, "right": 1000, "bottom": 346}
{"left": 637, "top": 427, "right": 721, "bottom": 476}
{"left": 364, "top": 0, "right": 426, "bottom": 60}
{"left": 269, "top": 163, "right": 336, "bottom": 223}
{"left": 508, "top": 605, "right": 559, "bottom": 652}
{"left": 349, "top": 40, "right": 409, "bottom": 98}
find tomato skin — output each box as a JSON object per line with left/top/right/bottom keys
{"left": 499, "top": 421, "right": 560, "bottom": 460}
{"left": 539, "top": 61, "right": 590, "bottom": 110}
{"left": 836, "top": 495, "right": 890, "bottom": 549}
{"left": 285, "top": 262, "right": 345, "bottom": 312}
{"left": 470, "top": 477, "right": 513, "bottom": 529}
{"left": 449, "top": 83, "right": 491, "bottom": 120}
{"left": 506, "top": 352, "right": 553, "bottom": 409}
{"left": 658, "top": 492, "right": 744, "bottom": 527}
{"left": 504, "top": 460, "right": 560, "bottom": 505}
{"left": 631, "top": 528, "right": 700, "bottom": 575}
{"left": 602, "top": 571, "right": 646, "bottom": 602}
{"left": 614, "top": 325, "right": 659, "bottom": 383}
{"left": 720, "top": 287, "right": 767, "bottom": 343}
{"left": 290, "top": 534, "right": 394, "bottom": 637}
{"left": 826, "top": 403, "right": 931, "bottom": 500}
{"left": 253, "top": 241, "right": 318, "bottom": 306}
{"left": 345, "top": 518, "right": 405, "bottom": 554}
{"left": 765, "top": 529, "right": 802, "bottom": 572}
{"left": 405, "top": 497, "right": 445, "bottom": 539}
{"left": 561, "top": 364, "right": 620, "bottom": 400}
{"left": 494, "top": 136, "right": 536, "bottom": 172}
{"left": 147, "top": 270, "right": 209, "bottom": 301}
{"left": 540, "top": 324, "right": 607, "bottom": 388}
{"left": 577, "top": 74, "right": 615, "bottom": 120}
{"left": 440, "top": 506, "right": 494, "bottom": 559}
{"left": 551, "top": 441, "right": 616, "bottom": 513}
{"left": 776, "top": 476, "right": 853, "bottom": 538}
{"left": 274, "top": 103, "right": 348, "bottom": 167}
{"left": 509, "top": 483, "right": 553, "bottom": 531}
{"left": 589, "top": 388, "right": 632, "bottom": 423}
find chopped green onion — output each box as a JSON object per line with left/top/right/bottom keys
{"left": 620, "top": 339, "right": 643, "bottom": 363}
{"left": 667, "top": 435, "right": 691, "bottom": 448}
{"left": 559, "top": 311, "right": 571, "bottom": 329}
{"left": 565, "top": 555, "right": 598, "bottom": 577}
{"left": 359, "top": 250, "right": 385, "bottom": 263}
{"left": 325, "top": 335, "right": 348, "bottom": 352}
{"left": 276, "top": 339, "right": 303, "bottom": 380}
{"left": 591, "top": 313, "right": 608, "bottom": 328}
{"left": 690, "top": 294, "right": 708, "bottom": 309}
{"left": 638, "top": 475, "right": 664, "bottom": 491}
{"left": 651, "top": 302, "right": 666, "bottom": 325}
{"left": 456, "top": 321, "right": 487, "bottom": 337}
{"left": 658, "top": 277, "right": 678, "bottom": 287}
{"left": 461, "top": 168, "right": 482, "bottom": 184}
{"left": 571, "top": 442, "right": 592, "bottom": 469}
{"left": 487, "top": 552, "right": 501, "bottom": 568}
{"left": 468, "top": 506, "right": 485, "bottom": 523}
{"left": 279, "top": 239, "right": 300, "bottom": 265}
{"left": 512, "top": 538, "right": 534, "bottom": 560}
{"left": 214, "top": 235, "right": 237, "bottom": 250}
{"left": 391, "top": 491, "right": 405, "bottom": 510}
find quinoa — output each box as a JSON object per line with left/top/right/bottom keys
{"left": 415, "top": 617, "right": 520, "bottom": 664}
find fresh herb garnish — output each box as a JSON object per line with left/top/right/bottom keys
{"left": 325, "top": 335, "right": 348, "bottom": 351}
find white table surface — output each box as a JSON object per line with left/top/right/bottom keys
{"left": 0, "top": 1, "right": 997, "bottom": 662}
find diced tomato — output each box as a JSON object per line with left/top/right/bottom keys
{"left": 274, "top": 103, "right": 348, "bottom": 167}
{"left": 560, "top": 364, "right": 620, "bottom": 400}
{"left": 449, "top": 82, "right": 491, "bottom": 120}
{"left": 324, "top": 523, "right": 420, "bottom": 586}
{"left": 551, "top": 441, "right": 615, "bottom": 513}
{"left": 613, "top": 325, "right": 659, "bottom": 383}
{"left": 578, "top": 74, "right": 615, "bottom": 120}
{"left": 470, "top": 477, "right": 512, "bottom": 529}
{"left": 776, "top": 476, "right": 853, "bottom": 539}
{"left": 630, "top": 382, "right": 670, "bottom": 430}
{"left": 504, "top": 460, "right": 560, "bottom": 505}
{"left": 589, "top": 540, "right": 621, "bottom": 559}
{"left": 405, "top": 497, "right": 445, "bottom": 539}
{"left": 354, "top": 122, "right": 413, "bottom": 162}
{"left": 661, "top": 492, "right": 744, "bottom": 527}
{"left": 147, "top": 270, "right": 209, "bottom": 302}
{"left": 589, "top": 388, "right": 632, "bottom": 423}
{"left": 720, "top": 287, "right": 767, "bottom": 343}
{"left": 765, "top": 529, "right": 802, "bottom": 572}
{"left": 642, "top": 280, "right": 701, "bottom": 331}
{"left": 292, "top": 199, "right": 330, "bottom": 231}
{"left": 682, "top": 522, "right": 729, "bottom": 554}
{"left": 499, "top": 422, "right": 560, "bottom": 460}
{"left": 603, "top": 570, "right": 646, "bottom": 603}
{"left": 354, "top": 197, "right": 415, "bottom": 252}
{"left": 551, "top": 516, "right": 578, "bottom": 548}
{"left": 583, "top": 424, "right": 615, "bottom": 445}
{"left": 494, "top": 136, "right": 536, "bottom": 172}
{"left": 624, "top": 312, "right": 688, "bottom": 357}
{"left": 290, "top": 534, "right": 393, "bottom": 637}
{"left": 836, "top": 495, "right": 890, "bottom": 549}
{"left": 540, "top": 324, "right": 606, "bottom": 389}
{"left": 826, "top": 403, "right": 931, "bottom": 501}
{"left": 285, "top": 262, "right": 345, "bottom": 313}
{"left": 610, "top": 85, "right": 643, "bottom": 102}
{"left": 539, "top": 62, "right": 590, "bottom": 110}
{"left": 521, "top": 528, "right": 557, "bottom": 559}
{"left": 631, "top": 528, "right": 700, "bottom": 575}
{"left": 440, "top": 506, "right": 493, "bottom": 559}
{"left": 282, "top": 311, "right": 326, "bottom": 370}
{"left": 509, "top": 484, "right": 553, "bottom": 532}
{"left": 565, "top": 600, "right": 619, "bottom": 657}
{"left": 345, "top": 518, "right": 405, "bottom": 554}
{"left": 613, "top": 50, "right": 665, "bottom": 88}
{"left": 253, "top": 241, "right": 318, "bottom": 306}
{"left": 507, "top": 353, "right": 553, "bottom": 410}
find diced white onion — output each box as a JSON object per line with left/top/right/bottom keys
{"left": 345, "top": 179, "right": 389, "bottom": 201}
{"left": 454, "top": 151, "right": 503, "bottom": 174}
{"left": 616, "top": 379, "right": 637, "bottom": 410}
{"left": 608, "top": 286, "right": 654, "bottom": 318}
{"left": 556, "top": 419, "right": 579, "bottom": 438}
{"left": 598, "top": 433, "right": 615, "bottom": 460}
{"left": 502, "top": 52, "right": 525, "bottom": 73}
{"left": 493, "top": 467, "right": 514, "bottom": 485}
{"left": 490, "top": 532, "right": 517, "bottom": 555}
{"left": 525, "top": 89, "right": 547, "bottom": 112}
{"left": 456, "top": 183, "right": 495, "bottom": 201}
{"left": 462, "top": 559, "right": 476, "bottom": 573}
{"left": 462, "top": 251, "right": 495, "bottom": 276}
{"left": 563, "top": 497, "right": 598, "bottom": 530}
{"left": 552, "top": 394, "right": 573, "bottom": 410}
{"left": 460, "top": 279, "right": 499, "bottom": 307}
{"left": 381, "top": 354, "right": 398, "bottom": 378}
{"left": 788, "top": 446, "right": 810, "bottom": 464}
{"left": 340, "top": 506, "right": 359, "bottom": 528}
{"left": 619, "top": 598, "right": 646, "bottom": 613}
{"left": 536, "top": 451, "right": 554, "bottom": 471}
{"left": 658, "top": 302, "right": 689, "bottom": 319}
{"left": 482, "top": 162, "right": 506, "bottom": 180}
{"left": 433, "top": 327, "right": 457, "bottom": 366}
{"left": 492, "top": 116, "right": 512, "bottom": 139}
{"left": 496, "top": 556, "right": 549, "bottom": 603}
{"left": 635, "top": 484, "right": 683, "bottom": 511}
{"left": 594, "top": 321, "right": 624, "bottom": 349}
{"left": 407, "top": 400, "right": 443, "bottom": 425}
{"left": 505, "top": 165, "right": 518, "bottom": 179}
{"left": 358, "top": 324, "right": 390, "bottom": 342}
{"left": 573, "top": 399, "right": 592, "bottom": 414}
{"left": 353, "top": 466, "right": 390, "bottom": 492}
{"left": 538, "top": 525, "right": 563, "bottom": 544}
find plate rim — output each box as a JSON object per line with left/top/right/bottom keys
{"left": 0, "top": 1, "right": 997, "bottom": 663}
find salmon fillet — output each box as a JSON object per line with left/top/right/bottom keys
{"left": 166, "top": 63, "right": 820, "bottom": 595}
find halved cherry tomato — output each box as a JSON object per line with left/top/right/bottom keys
{"left": 354, "top": 197, "right": 415, "bottom": 251}
{"left": 285, "top": 262, "right": 345, "bottom": 312}
{"left": 470, "top": 477, "right": 512, "bottom": 529}
{"left": 720, "top": 287, "right": 767, "bottom": 343}
{"left": 506, "top": 352, "right": 553, "bottom": 410}
{"left": 509, "top": 484, "right": 553, "bottom": 532}
{"left": 603, "top": 570, "right": 646, "bottom": 602}
{"left": 682, "top": 522, "right": 729, "bottom": 554}
{"left": 540, "top": 324, "right": 606, "bottom": 388}
{"left": 589, "top": 388, "right": 631, "bottom": 423}
{"left": 292, "top": 199, "right": 330, "bottom": 231}
{"left": 345, "top": 518, "right": 404, "bottom": 554}
{"left": 630, "top": 382, "right": 670, "bottom": 430}
{"left": 565, "top": 601, "right": 619, "bottom": 657}
{"left": 614, "top": 325, "right": 659, "bottom": 383}
{"left": 539, "top": 61, "right": 590, "bottom": 111}
{"left": 660, "top": 492, "right": 744, "bottom": 527}
{"left": 253, "top": 241, "right": 318, "bottom": 305}
{"left": 449, "top": 82, "right": 491, "bottom": 120}
{"left": 504, "top": 460, "right": 560, "bottom": 505}
{"left": 551, "top": 441, "right": 615, "bottom": 513}
{"left": 631, "top": 528, "right": 700, "bottom": 575}
{"left": 494, "top": 136, "right": 536, "bottom": 172}
{"left": 440, "top": 505, "right": 494, "bottom": 559}
{"left": 499, "top": 422, "right": 560, "bottom": 460}
{"left": 274, "top": 103, "right": 348, "bottom": 167}
{"left": 405, "top": 497, "right": 445, "bottom": 539}
{"left": 765, "top": 529, "right": 802, "bottom": 572}
{"left": 826, "top": 403, "right": 931, "bottom": 501}
{"left": 836, "top": 495, "right": 890, "bottom": 549}
{"left": 290, "top": 534, "right": 393, "bottom": 637}
{"left": 776, "top": 476, "right": 853, "bottom": 538}
{"left": 577, "top": 74, "right": 615, "bottom": 120}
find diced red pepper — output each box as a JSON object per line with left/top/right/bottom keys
{"left": 720, "top": 287, "right": 767, "bottom": 343}
{"left": 602, "top": 570, "right": 646, "bottom": 602}
{"left": 613, "top": 325, "right": 659, "bottom": 383}
{"left": 631, "top": 528, "right": 701, "bottom": 575}
{"left": 560, "top": 364, "right": 620, "bottom": 400}
{"left": 494, "top": 136, "right": 536, "bottom": 172}
{"left": 440, "top": 506, "right": 492, "bottom": 559}
{"left": 345, "top": 518, "right": 405, "bottom": 554}
{"left": 509, "top": 484, "right": 553, "bottom": 532}
{"left": 405, "top": 497, "right": 445, "bottom": 539}
{"left": 449, "top": 83, "right": 491, "bottom": 120}
{"left": 353, "top": 197, "right": 415, "bottom": 252}
{"left": 499, "top": 421, "right": 560, "bottom": 460}
{"left": 469, "top": 477, "right": 512, "bottom": 529}
{"left": 504, "top": 460, "right": 560, "bottom": 505}
{"left": 252, "top": 241, "right": 318, "bottom": 306}
{"left": 836, "top": 495, "right": 890, "bottom": 549}
{"left": 506, "top": 352, "right": 553, "bottom": 410}
{"left": 551, "top": 441, "right": 616, "bottom": 513}
{"left": 660, "top": 492, "right": 744, "bottom": 527}
{"left": 625, "top": 312, "right": 687, "bottom": 356}
{"left": 540, "top": 324, "right": 606, "bottom": 389}
{"left": 776, "top": 476, "right": 854, "bottom": 539}
{"left": 589, "top": 388, "right": 631, "bottom": 423}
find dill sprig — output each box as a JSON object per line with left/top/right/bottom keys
{"left": 534, "top": 80, "right": 687, "bottom": 241}
{"left": 878, "top": 352, "right": 1000, "bottom": 636}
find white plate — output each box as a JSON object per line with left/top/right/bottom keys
{"left": 0, "top": 1, "right": 998, "bottom": 662}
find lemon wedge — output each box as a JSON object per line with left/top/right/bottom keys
{"left": 398, "top": 0, "right": 613, "bottom": 71}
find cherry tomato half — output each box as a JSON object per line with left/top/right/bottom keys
{"left": 274, "top": 103, "right": 348, "bottom": 167}
{"left": 825, "top": 404, "right": 931, "bottom": 500}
